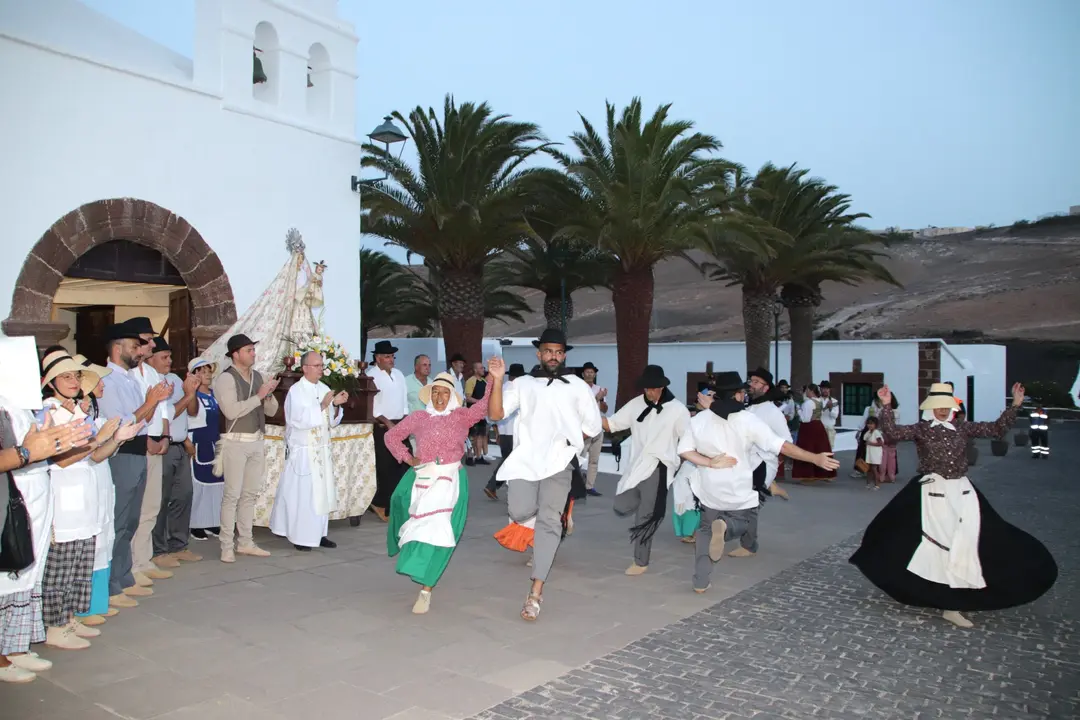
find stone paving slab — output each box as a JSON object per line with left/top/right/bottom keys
{"left": 471, "top": 429, "right": 1079, "bottom": 720}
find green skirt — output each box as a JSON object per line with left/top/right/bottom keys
{"left": 672, "top": 508, "right": 700, "bottom": 538}
{"left": 387, "top": 466, "right": 470, "bottom": 588}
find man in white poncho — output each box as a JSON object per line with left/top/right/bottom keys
{"left": 270, "top": 351, "right": 348, "bottom": 550}
{"left": 603, "top": 365, "right": 690, "bottom": 576}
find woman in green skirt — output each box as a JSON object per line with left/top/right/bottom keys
{"left": 384, "top": 360, "right": 502, "bottom": 614}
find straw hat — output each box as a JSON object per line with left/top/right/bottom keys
{"left": 71, "top": 353, "right": 111, "bottom": 396}
{"left": 419, "top": 372, "right": 463, "bottom": 407}
{"left": 919, "top": 383, "right": 958, "bottom": 411}
{"left": 188, "top": 356, "right": 216, "bottom": 374}
{"left": 41, "top": 349, "right": 95, "bottom": 396}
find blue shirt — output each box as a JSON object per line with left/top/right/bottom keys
{"left": 98, "top": 360, "right": 148, "bottom": 436}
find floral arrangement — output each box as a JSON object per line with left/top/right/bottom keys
{"left": 288, "top": 334, "right": 360, "bottom": 393}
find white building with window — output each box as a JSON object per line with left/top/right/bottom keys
{"left": 0, "top": 0, "right": 363, "bottom": 364}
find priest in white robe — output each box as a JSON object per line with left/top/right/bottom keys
{"left": 270, "top": 351, "right": 348, "bottom": 551}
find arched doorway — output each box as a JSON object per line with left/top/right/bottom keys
{"left": 3, "top": 198, "right": 237, "bottom": 357}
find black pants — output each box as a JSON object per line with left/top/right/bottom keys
{"left": 372, "top": 424, "right": 407, "bottom": 509}
{"left": 1030, "top": 429, "right": 1049, "bottom": 457}
{"left": 485, "top": 434, "right": 514, "bottom": 492}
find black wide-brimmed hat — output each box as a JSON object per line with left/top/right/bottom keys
{"left": 713, "top": 371, "right": 746, "bottom": 392}
{"left": 819, "top": 379, "right": 832, "bottom": 389}
{"left": 637, "top": 364, "right": 670, "bottom": 389}
{"left": 105, "top": 320, "right": 145, "bottom": 343}
{"left": 151, "top": 337, "right": 171, "bottom": 354}
{"left": 226, "top": 334, "right": 258, "bottom": 356}
{"left": 748, "top": 367, "right": 773, "bottom": 386}
{"left": 532, "top": 328, "right": 573, "bottom": 352}
{"left": 449, "top": 353, "right": 465, "bottom": 363}
{"left": 371, "top": 340, "right": 398, "bottom": 356}
{"left": 582, "top": 362, "right": 599, "bottom": 373}
{"left": 127, "top": 316, "right": 155, "bottom": 335}
{"left": 508, "top": 363, "right": 526, "bottom": 378}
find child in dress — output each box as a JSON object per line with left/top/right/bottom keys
{"left": 863, "top": 416, "right": 884, "bottom": 490}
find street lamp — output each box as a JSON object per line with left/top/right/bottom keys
{"left": 351, "top": 115, "right": 408, "bottom": 192}
{"left": 772, "top": 299, "right": 785, "bottom": 374}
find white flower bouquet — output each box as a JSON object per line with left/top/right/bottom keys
{"left": 288, "top": 333, "right": 360, "bottom": 394}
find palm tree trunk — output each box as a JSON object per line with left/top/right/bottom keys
{"left": 543, "top": 294, "right": 573, "bottom": 330}
{"left": 788, "top": 304, "right": 814, "bottom": 390}
{"left": 612, "top": 265, "right": 654, "bottom": 409}
{"left": 742, "top": 287, "right": 775, "bottom": 372}
{"left": 437, "top": 268, "right": 486, "bottom": 366}
{"left": 781, "top": 283, "right": 822, "bottom": 391}
{"left": 360, "top": 325, "right": 369, "bottom": 359}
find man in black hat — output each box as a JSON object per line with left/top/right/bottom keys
{"left": 365, "top": 340, "right": 408, "bottom": 521}
{"left": 448, "top": 353, "right": 467, "bottom": 397}
{"left": 603, "top": 364, "right": 691, "bottom": 575}
{"left": 97, "top": 320, "right": 173, "bottom": 607}
{"left": 678, "top": 372, "right": 839, "bottom": 593}
{"left": 212, "top": 334, "right": 279, "bottom": 562}
{"left": 125, "top": 318, "right": 180, "bottom": 586}
{"left": 744, "top": 367, "right": 792, "bottom": 523}
{"left": 580, "top": 361, "right": 608, "bottom": 496}
{"left": 489, "top": 328, "right": 603, "bottom": 621}
{"left": 146, "top": 337, "right": 203, "bottom": 567}
{"left": 484, "top": 363, "right": 526, "bottom": 501}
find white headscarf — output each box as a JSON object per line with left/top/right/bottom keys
{"left": 425, "top": 392, "right": 460, "bottom": 417}
{"left": 922, "top": 407, "right": 957, "bottom": 430}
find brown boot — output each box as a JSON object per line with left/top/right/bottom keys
{"left": 79, "top": 614, "right": 106, "bottom": 627}
{"left": 152, "top": 554, "right": 181, "bottom": 569}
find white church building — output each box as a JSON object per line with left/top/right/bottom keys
{"left": 0, "top": 0, "right": 364, "bottom": 368}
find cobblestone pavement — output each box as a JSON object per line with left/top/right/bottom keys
{"left": 472, "top": 428, "right": 1080, "bottom": 720}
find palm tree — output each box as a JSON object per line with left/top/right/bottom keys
{"left": 359, "top": 248, "right": 424, "bottom": 356}
{"left": 360, "top": 96, "right": 551, "bottom": 364}
{"left": 780, "top": 232, "right": 899, "bottom": 388}
{"left": 489, "top": 179, "right": 615, "bottom": 330}
{"left": 548, "top": 99, "right": 734, "bottom": 408}
{"left": 397, "top": 263, "right": 531, "bottom": 340}
{"left": 700, "top": 163, "right": 898, "bottom": 377}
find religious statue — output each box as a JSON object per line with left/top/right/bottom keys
{"left": 299, "top": 259, "right": 326, "bottom": 333}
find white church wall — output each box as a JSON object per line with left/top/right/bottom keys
{"left": 0, "top": 0, "right": 363, "bottom": 355}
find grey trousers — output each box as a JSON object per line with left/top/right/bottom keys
{"left": 108, "top": 452, "right": 148, "bottom": 595}
{"left": 613, "top": 470, "right": 661, "bottom": 567}
{"left": 693, "top": 505, "right": 759, "bottom": 590}
{"left": 507, "top": 465, "right": 571, "bottom": 583}
{"left": 153, "top": 443, "right": 194, "bottom": 555}
{"left": 583, "top": 433, "right": 603, "bottom": 490}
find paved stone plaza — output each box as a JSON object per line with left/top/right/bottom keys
{"left": 474, "top": 428, "right": 1079, "bottom": 720}
{"left": 2, "top": 430, "right": 1073, "bottom": 719}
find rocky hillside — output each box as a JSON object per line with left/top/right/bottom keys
{"left": 484, "top": 216, "right": 1080, "bottom": 344}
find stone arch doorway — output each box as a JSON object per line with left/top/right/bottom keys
{"left": 2, "top": 198, "right": 237, "bottom": 352}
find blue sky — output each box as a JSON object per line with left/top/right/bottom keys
{"left": 85, "top": 0, "right": 1080, "bottom": 239}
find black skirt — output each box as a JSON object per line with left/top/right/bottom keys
{"left": 849, "top": 475, "right": 1057, "bottom": 612}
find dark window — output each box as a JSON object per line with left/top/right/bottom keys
{"left": 842, "top": 383, "right": 873, "bottom": 416}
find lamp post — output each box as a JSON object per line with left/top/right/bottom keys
{"left": 772, "top": 299, "right": 784, "bottom": 374}
{"left": 352, "top": 114, "right": 408, "bottom": 359}
{"left": 352, "top": 115, "right": 408, "bottom": 192}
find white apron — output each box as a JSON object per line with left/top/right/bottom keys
{"left": 89, "top": 421, "right": 115, "bottom": 572}
{"left": 43, "top": 399, "right": 99, "bottom": 543}
{"left": 0, "top": 403, "right": 54, "bottom": 595}
{"left": 398, "top": 461, "right": 461, "bottom": 549}
{"left": 907, "top": 473, "right": 986, "bottom": 589}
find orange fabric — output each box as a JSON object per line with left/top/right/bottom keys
{"left": 494, "top": 522, "right": 534, "bottom": 552}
